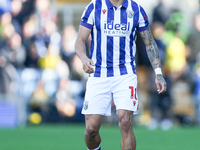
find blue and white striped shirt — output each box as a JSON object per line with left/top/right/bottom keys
{"left": 80, "top": 0, "right": 149, "bottom": 77}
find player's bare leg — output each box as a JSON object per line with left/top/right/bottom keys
{"left": 118, "top": 110, "right": 136, "bottom": 150}
{"left": 85, "top": 114, "right": 103, "bottom": 149}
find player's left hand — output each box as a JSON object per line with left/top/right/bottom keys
{"left": 155, "top": 74, "right": 167, "bottom": 94}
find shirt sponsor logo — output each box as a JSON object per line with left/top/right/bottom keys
{"left": 103, "top": 20, "right": 130, "bottom": 37}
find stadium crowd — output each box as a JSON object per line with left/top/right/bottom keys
{"left": 0, "top": 0, "right": 86, "bottom": 123}
{"left": 0, "top": 0, "right": 200, "bottom": 127}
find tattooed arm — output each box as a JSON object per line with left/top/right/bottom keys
{"left": 138, "top": 28, "right": 167, "bottom": 94}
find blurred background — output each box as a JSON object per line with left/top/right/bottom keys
{"left": 1, "top": 0, "right": 200, "bottom": 149}
{"left": 0, "top": 0, "right": 200, "bottom": 144}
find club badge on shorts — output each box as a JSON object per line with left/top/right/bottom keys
{"left": 126, "top": 10, "right": 134, "bottom": 18}
{"left": 84, "top": 101, "right": 89, "bottom": 110}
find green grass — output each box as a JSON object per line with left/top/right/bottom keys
{"left": 0, "top": 124, "right": 200, "bottom": 150}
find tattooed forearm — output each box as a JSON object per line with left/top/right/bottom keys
{"left": 139, "top": 29, "right": 167, "bottom": 93}
{"left": 156, "top": 74, "right": 166, "bottom": 83}
{"left": 146, "top": 41, "right": 160, "bottom": 69}
{"left": 139, "top": 28, "right": 161, "bottom": 69}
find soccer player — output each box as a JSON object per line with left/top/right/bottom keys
{"left": 75, "top": 0, "right": 167, "bottom": 149}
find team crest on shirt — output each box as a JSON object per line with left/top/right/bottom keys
{"left": 83, "top": 101, "right": 89, "bottom": 110}
{"left": 126, "top": 10, "right": 134, "bottom": 18}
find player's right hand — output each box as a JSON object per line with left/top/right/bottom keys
{"left": 82, "top": 58, "right": 94, "bottom": 74}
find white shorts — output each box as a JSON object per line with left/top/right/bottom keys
{"left": 82, "top": 74, "right": 139, "bottom": 116}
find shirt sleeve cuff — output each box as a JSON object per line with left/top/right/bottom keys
{"left": 80, "top": 21, "right": 93, "bottom": 30}
{"left": 138, "top": 25, "right": 149, "bottom": 32}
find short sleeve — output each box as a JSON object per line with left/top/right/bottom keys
{"left": 137, "top": 5, "right": 149, "bottom": 32}
{"left": 80, "top": 2, "right": 94, "bottom": 30}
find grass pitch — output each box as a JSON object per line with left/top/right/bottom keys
{"left": 0, "top": 124, "right": 200, "bottom": 150}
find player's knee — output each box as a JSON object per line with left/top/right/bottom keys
{"left": 119, "top": 117, "right": 132, "bottom": 134}
{"left": 85, "top": 125, "right": 98, "bottom": 140}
